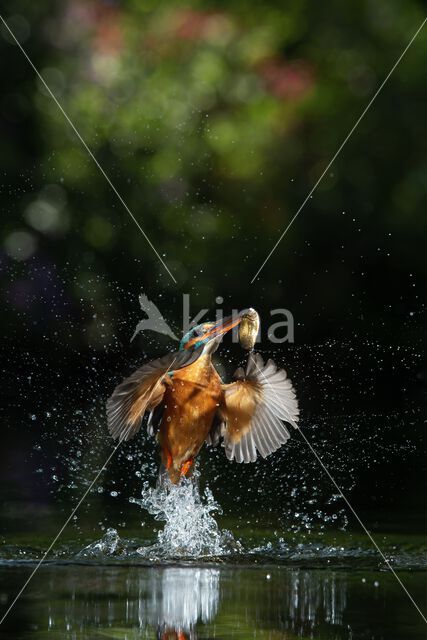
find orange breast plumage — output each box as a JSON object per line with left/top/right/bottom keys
{"left": 159, "top": 356, "right": 222, "bottom": 482}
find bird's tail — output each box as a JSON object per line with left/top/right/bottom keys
{"left": 157, "top": 461, "right": 196, "bottom": 487}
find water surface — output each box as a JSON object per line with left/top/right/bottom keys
{"left": 0, "top": 562, "right": 425, "bottom": 639}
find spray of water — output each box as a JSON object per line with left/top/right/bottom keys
{"left": 78, "top": 467, "right": 242, "bottom": 560}
{"left": 132, "top": 469, "right": 242, "bottom": 558}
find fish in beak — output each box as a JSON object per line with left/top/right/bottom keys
{"left": 206, "top": 308, "right": 260, "bottom": 349}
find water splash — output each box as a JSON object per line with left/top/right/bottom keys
{"left": 77, "top": 468, "right": 241, "bottom": 561}
{"left": 78, "top": 527, "right": 128, "bottom": 558}
{"left": 131, "top": 470, "right": 242, "bottom": 558}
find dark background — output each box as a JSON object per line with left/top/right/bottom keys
{"left": 0, "top": 0, "right": 425, "bottom": 537}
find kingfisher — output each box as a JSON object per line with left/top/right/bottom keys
{"left": 106, "top": 309, "right": 299, "bottom": 484}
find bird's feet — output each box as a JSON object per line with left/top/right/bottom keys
{"left": 180, "top": 459, "right": 193, "bottom": 477}
{"left": 164, "top": 449, "right": 173, "bottom": 470}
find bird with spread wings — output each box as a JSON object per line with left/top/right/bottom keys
{"left": 107, "top": 310, "right": 299, "bottom": 484}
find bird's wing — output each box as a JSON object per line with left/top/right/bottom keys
{"left": 218, "top": 352, "right": 299, "bottom": 463}
{"left": 106, "top": 348, "right": 202, "bottom": 442}
{"left": 205, "top": 411, "right": 225, "bottom": 447}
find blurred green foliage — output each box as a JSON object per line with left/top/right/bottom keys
{"left": 0, "top": 0, "right": 426, "bottom": 351}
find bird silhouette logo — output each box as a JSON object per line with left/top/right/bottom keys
{"left": 131, "top": 294, "right": 179, "bottom": 343}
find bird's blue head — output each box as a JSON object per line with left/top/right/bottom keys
{"left": 179, "top": 315, "right": 241, "bottom": 352}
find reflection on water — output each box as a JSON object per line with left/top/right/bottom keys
{"left": 286, "top": 571, "right": 346, "bottom": 632}
{"left": 1, "top": 563, "right": 425, "bottom": 639}
{"left": 44, "top": 567, "right": 220, "bottom": 638}
{"left": 42, "top": 566, "right": 347, "bottom": 638}
{"left": 142, "top": 568, "right": 219, "bottom": 637}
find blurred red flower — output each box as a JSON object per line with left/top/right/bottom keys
{"left": 259, "top": 58, "right": 314, "bottom": 100}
